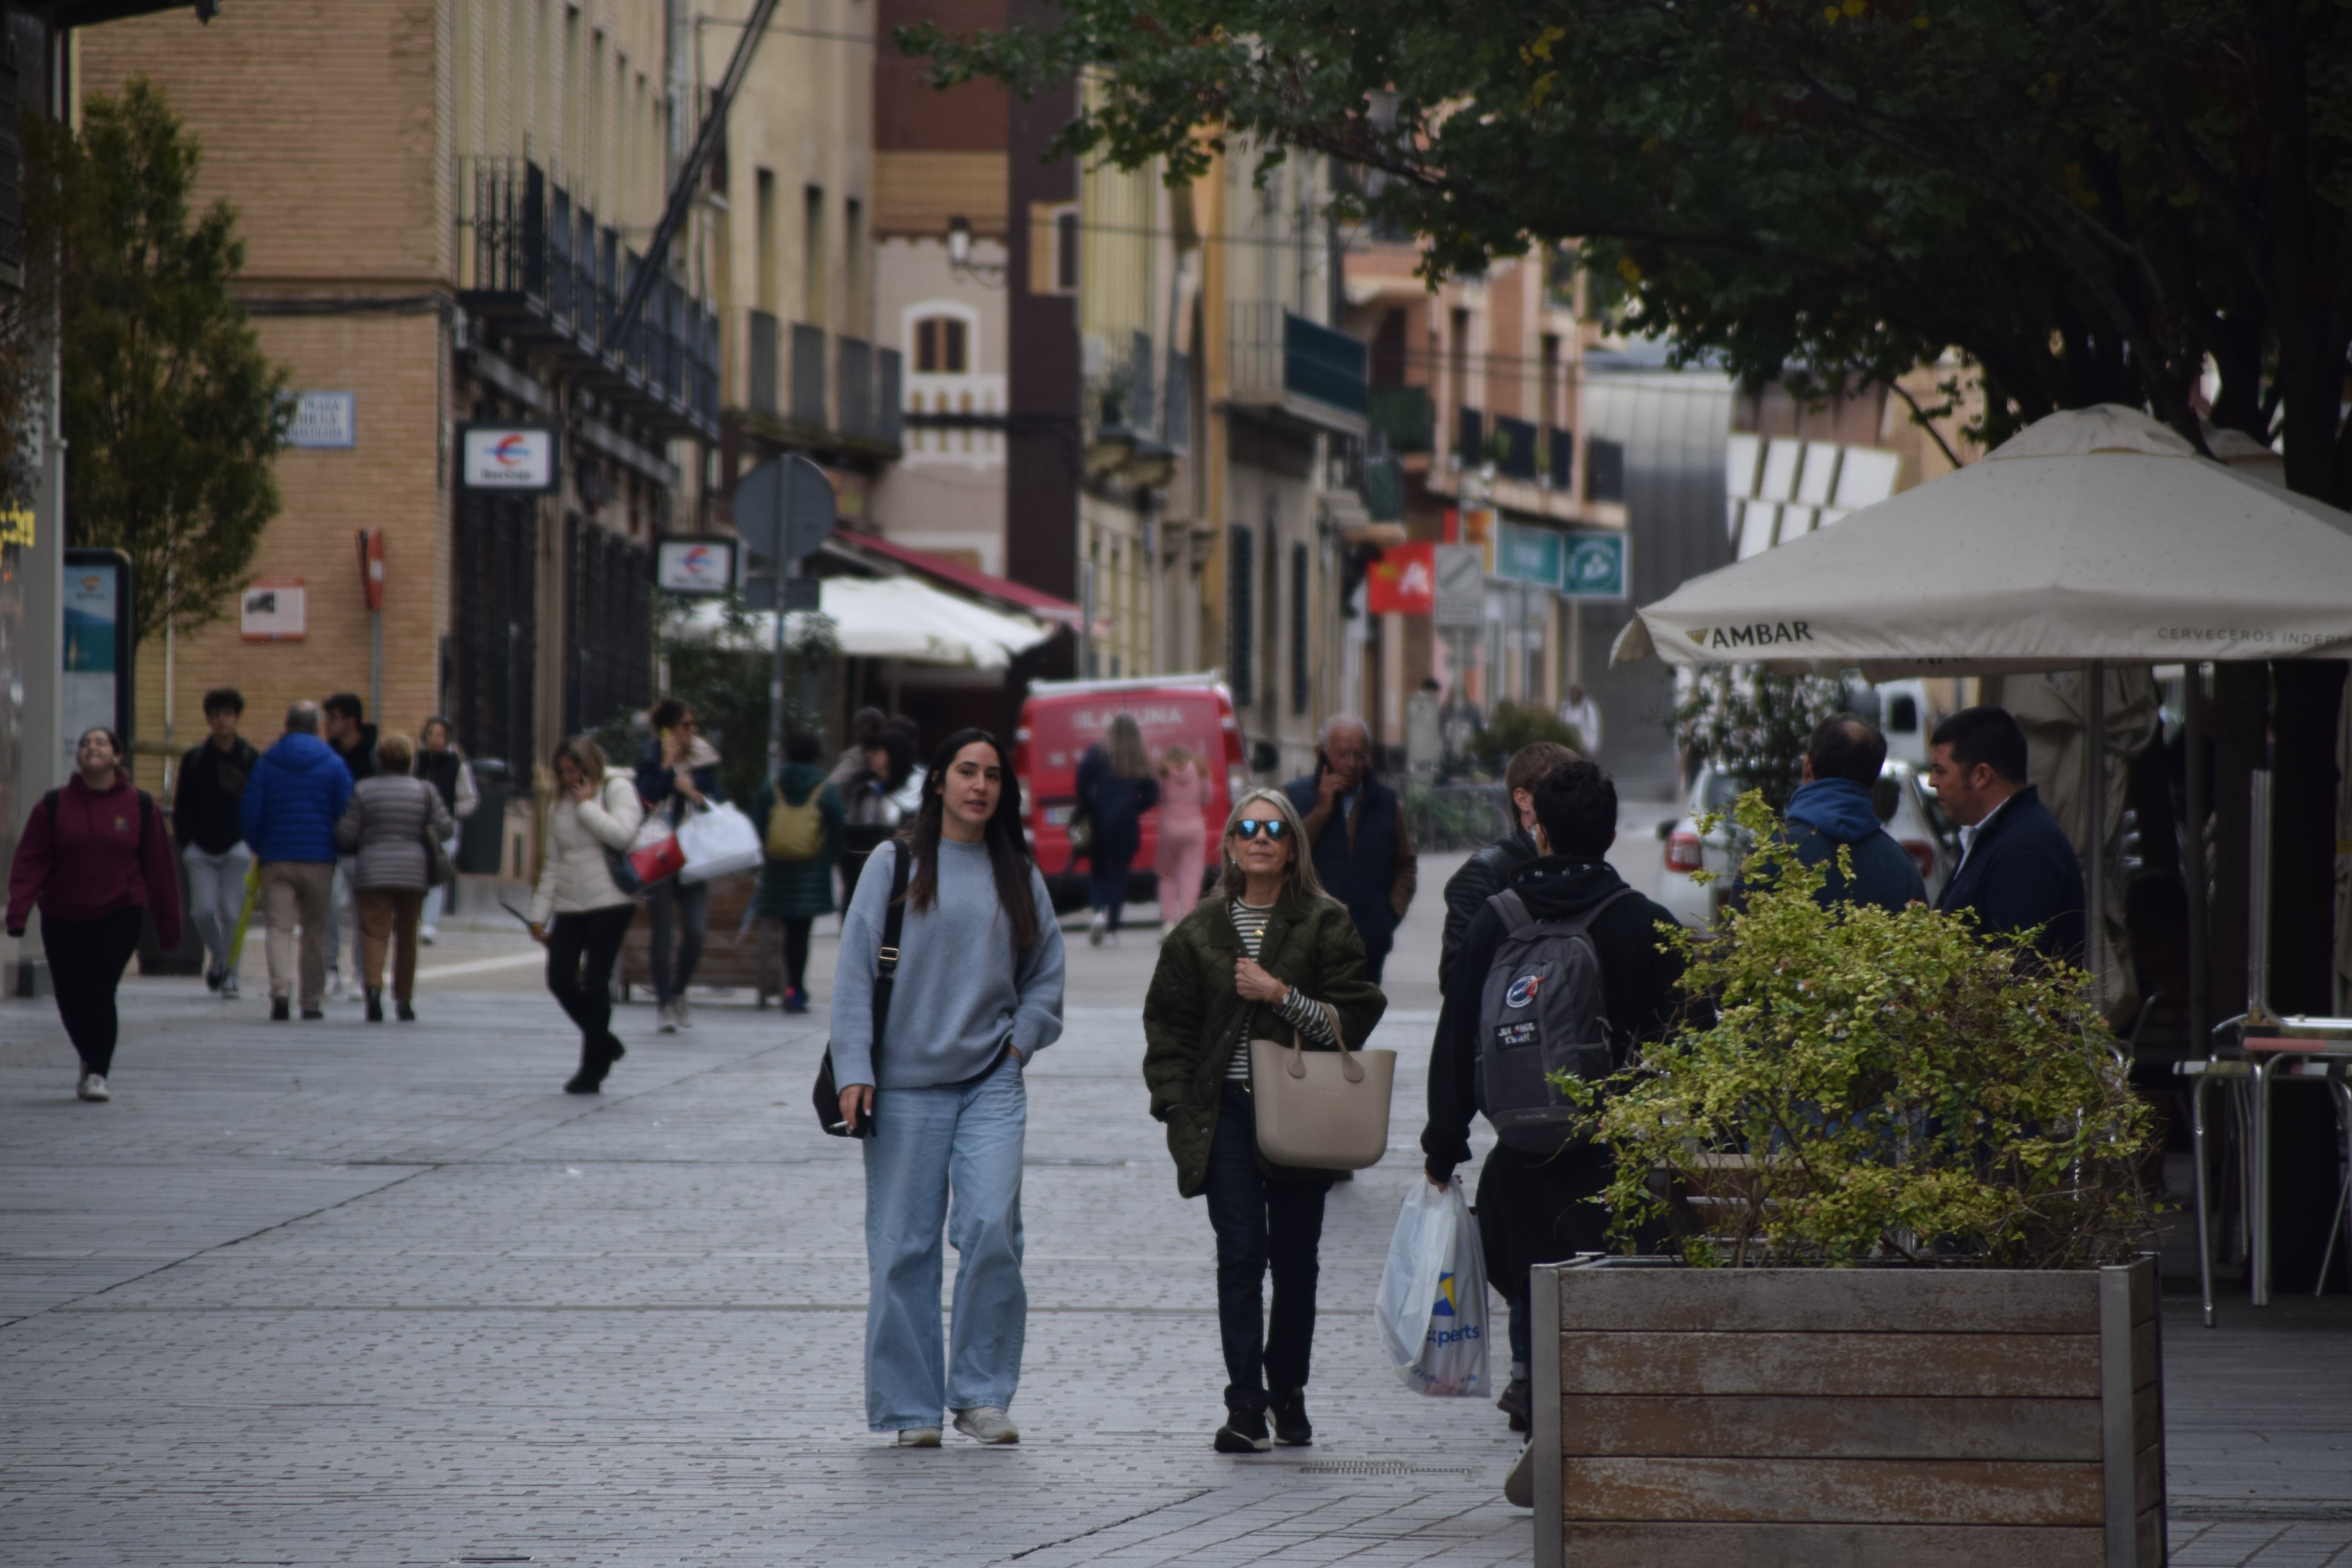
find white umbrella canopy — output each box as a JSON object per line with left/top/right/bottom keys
{"left": 677, "top": 575, "right": 1054, "bottom": 669}
{"left": 1613, "top": 405, "right": 2352, "bottom": 678}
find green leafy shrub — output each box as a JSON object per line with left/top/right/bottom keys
{"left": 1669, "top": 667, "right": 1850, "bottom": 812}
{"left": 1473, "top": 699, "right": 1581, "bottom": 766}
{"left": 1567, "top": 791, "right": 2155, "bottom": 1269}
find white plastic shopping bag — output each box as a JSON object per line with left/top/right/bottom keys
{"left": 675, "top": 802, "right": 763, "bottom": 883}
{"left": 1374, "top": 1175, "right": 1490, "bottom": 1397}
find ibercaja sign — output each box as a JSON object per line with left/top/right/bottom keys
{"left": 459, "top": 424, "right": 561, "bottom": 493}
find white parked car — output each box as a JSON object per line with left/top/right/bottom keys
{"left": 1655, "top": 759, "right": 1956, "bottom": 928}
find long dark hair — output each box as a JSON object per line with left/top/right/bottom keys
{"left": 902, "top": 727, "right": 1040, "bottom": 955}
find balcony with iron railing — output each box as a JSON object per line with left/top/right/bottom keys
{"left": 733, "top": 312, "right": 904, "bottom": 457}
{"left": 1229, "top": 304, "right": 1369, "bottom": 437}
{"left": 458, "top": 158, "right": 718, "bottom": 441}
{"left": 1368, "top": 385, "right": 1433, "bottom": 454}
{"left": 1086, "top": 329, "right": 1179, "bottom": 486}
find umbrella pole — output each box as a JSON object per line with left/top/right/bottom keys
{"left": 2183, "top": 663, "right": 2209, "bottom": 1048}
{"left": 2086, "top": 660, "right": 2106, "bottom": 1004}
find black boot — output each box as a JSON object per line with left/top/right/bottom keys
{"left": 395, "top": 1000, "right": 416, "bottom": 1023}
{"left": 364, "top": 988, "right": 384, "bottom": 1023}
{"left": 1269, "top": 1387, "right": 1312, "bottom": 1447}
{"left": 270, "top": 997, "right": 291, "bottom": 1022}
{"left": 1214, "top": 1405, "right": 1271, "bottom": 1454}
{"left": 1498, "top": 1377, "right": 1531, "bottom": 1434}
{"left": 564, "top": 1036, "right": 607, "bottom": 1094}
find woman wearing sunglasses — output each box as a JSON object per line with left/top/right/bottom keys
{"left": 1141, "top": 788, "right": 1385, "bottom": 1454}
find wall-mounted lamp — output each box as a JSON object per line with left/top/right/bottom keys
{"left": 946, "top": 215, "right": 1007, "bottom": 287}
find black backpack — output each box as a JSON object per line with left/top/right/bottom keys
{"left": 1473, "top": 886, "right": 1635, "bottom": 1153}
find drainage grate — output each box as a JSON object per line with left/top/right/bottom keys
{"left": 1290, "top": 1461, "right": 1478, "bottom": 1477}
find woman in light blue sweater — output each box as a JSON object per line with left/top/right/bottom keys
{"left": 831, "top": 727, "right": 1065, "bottom": 1448}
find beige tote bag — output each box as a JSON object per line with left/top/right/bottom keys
{"left": 1249, "top": 1009, "right": 1396, "bottom": 1171}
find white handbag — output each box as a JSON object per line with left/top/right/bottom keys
{"left": 1249, "top": 1012, "right": 1396, "bottom": 1171}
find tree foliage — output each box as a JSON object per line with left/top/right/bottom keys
{"left": 25, "top": 78, "right": 288, "bottom": 645}
{"left": 1672, "top": 666, "right": 1852, "bottom": 812}
{"left": 1568, "top": 791, "right": 2154, "bottom": 1268}
{"left": 649, "top": 592, "right": 838, "bottom": 804}
{"left": 906, "top": 0, "right": 2352, "bottom": 500}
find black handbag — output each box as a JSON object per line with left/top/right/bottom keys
{"left": 812, "top": 840, "right": 908, "bottom": 1138}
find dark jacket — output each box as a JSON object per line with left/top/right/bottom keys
{"left": 751, "top": 764, "right": 844, "bottom": 920}
{"left": 240, "top": 732, "right": 355, "bottom": 864}
{"left": 1422, "top": 855, "right": 1685, "bottom": 1181}
{"left": 1075, "top": 743, "right": 1159, "bottom": 866}
{"left": 7, "top": 773, "right": 183, "bottom": 944}
{"left": 173, "top": 736, "right": 260, "bottom": 856}
{"left": 1782, "top": 778, "right": 1926, "bottom": 915}
{"left": 1142, "top": 888, "right": 1388, "bottom": 1197}
{"left": 637, "top": 738, "right": 723, "bottom": 826}
{"left": 1282, "top": 772, "right": 1416, "bottom": 958}
{"left": 1438, "top": 827, "right": 1538, "bottom": 994}
{"left": 1935, "top": 783, "right": 2085, "bottom": 961}
{"left": 331, "top": 723, "right": 378, "bottom": 785}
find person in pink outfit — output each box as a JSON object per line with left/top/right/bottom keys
{"left": 1155, "top": 745, "right": 1210, "bottom": 927}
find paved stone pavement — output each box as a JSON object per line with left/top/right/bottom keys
{"left": 2, "top": 848, "right": 2346, "bottom": 1566}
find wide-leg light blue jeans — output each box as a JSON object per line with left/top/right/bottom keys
{"left": 861, "top": 1052, "right": 1027, "bottom": 1431}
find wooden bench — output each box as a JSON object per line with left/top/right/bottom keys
{"left": 617, "top": 874, "right": 782, "bottom": 1007}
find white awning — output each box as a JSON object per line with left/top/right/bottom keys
{"left": 677, "top": 574, "right": 1055, "bottom": 669}
{"left": 1614, "top": 405, "right": 2352, "bottom": 677}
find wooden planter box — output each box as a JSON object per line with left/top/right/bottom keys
{"left": 1532, "top": 1256, "right": 2163, "bottom": 1568}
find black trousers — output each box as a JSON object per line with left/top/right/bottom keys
{"left": 1202, "top": 1081, "right": 1330, "bottom": 1412}
{"left": 644, "top": 876, "right": 707, "bottom": 1004}
{"left": 45, "top": 905, "right": 145, "bottom": 1075}
{"left": 1478, "top": 1139, "right": 1615, "bottom": 1371}
{"left": 780, "top": 915, "right": 814, "bottom": 991}
{"left": 546, "top": 905, "right": 633, "bottom": 1054}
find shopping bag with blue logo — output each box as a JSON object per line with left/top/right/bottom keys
{"left": 1374, "top": 1174, "right": 1490, "bottom": 1397}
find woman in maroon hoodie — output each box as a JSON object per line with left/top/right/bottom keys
{"left": 6, "top": 726, "right": 183, "bottom": 1101}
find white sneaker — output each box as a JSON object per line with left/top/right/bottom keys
{"left": 953, "top": 1407, "right": 1019, "bottom": 1445}
{"left": 1503, "top": 1441, "right": 1535, "bottom": 1509}
{"left": 895, "top": 1427, "right": 941, "bottom": 1448}
{"left": 1088, "top": 913, "right": 1106, "bottom": 947}
{"left": 675, "top": 995, "right": 693, "bottom": 1030}
{"left": 220, "top": 974, "right": 239, "bottom": 999}
{"left": 325, "top": 971, "right": 346, "bottom": 1000}
{"left": 419, "top": 927, "right": 437, "bottom": 945}
{"left": 76, "top": 1073, "right": 110, "bottom": 1102}
{"left": 658, "top": 1002, "right": 679, "bottom": 1034}
{"left": 1104, "top": 930, "right": 1121, "bottom": 948}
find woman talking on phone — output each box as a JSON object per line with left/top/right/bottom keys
{"left": 830, "top": 728, "right": 1065, "bottom": 1448}
{"left": 526, "top": 737, "right": 644, "bottom": 1094}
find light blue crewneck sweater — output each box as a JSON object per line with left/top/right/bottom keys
{"left": 829, "top": 838, "right": 1066, "bottom": 1089}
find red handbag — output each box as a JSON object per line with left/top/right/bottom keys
{"left": 627, "top": 833, "right": 686, "bottom": 890}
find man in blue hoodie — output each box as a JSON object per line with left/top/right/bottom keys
{"left": 1782, "top": 714, "right": 1925, "bottom": 914}
{"left": 239, "top": 701, "right": 355, "bottom": 1021}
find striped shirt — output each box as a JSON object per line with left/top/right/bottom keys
{"left": 1226, "top": 897, "right": 1339, "bottom": 1080}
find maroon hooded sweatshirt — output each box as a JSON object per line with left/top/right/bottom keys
{"left": 6, "top": 773, "right": 183, "bottom": 945}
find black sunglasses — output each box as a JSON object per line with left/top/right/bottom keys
{"left": 1232, "top": 818, "right": 1291, "bottom": 842}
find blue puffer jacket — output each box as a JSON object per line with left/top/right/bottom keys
{"left": 239, "top": 732, "right": 355, "bottom": 864}
{"left": 1783, "top": 777, "right": 1925, "bottom": 915}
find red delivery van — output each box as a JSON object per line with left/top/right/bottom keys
{"left": 1015, "top": 674, "right": 1247, "bottom": 909}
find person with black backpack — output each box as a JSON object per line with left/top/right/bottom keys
{"left": 1419, "top": 760, "right": 1685, "bottom": 1440}
{"left": 6, "top": 726, "right": 183, "bottom": 1101}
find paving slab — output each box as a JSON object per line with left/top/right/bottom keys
{"left": 0, "top": 846, "right": 2344, "bottom": 1566}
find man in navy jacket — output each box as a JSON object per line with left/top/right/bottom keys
{"left": 1927, "top": 706, "right": 2085, "bottom": 962}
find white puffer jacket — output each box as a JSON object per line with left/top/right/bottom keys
{"left": 528, "top": 772, "right": 644, "bottom": 923}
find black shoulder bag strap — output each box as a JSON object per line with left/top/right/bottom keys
{"left": 812, "top": 841, "right": 910, "bottom": 1138}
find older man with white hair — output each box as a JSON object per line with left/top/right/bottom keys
{"left": 1282, "top": 715, "right": 1416, "bottom": 983}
